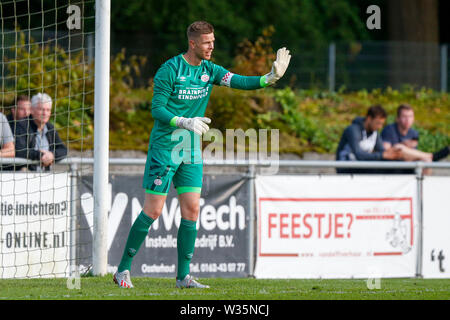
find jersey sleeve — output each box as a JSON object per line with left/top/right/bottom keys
{"left": 211, "top": 63, "right": 264, "bottom": 90}
{"left": 151, "top": 64, "right": 177, "bottom": 124}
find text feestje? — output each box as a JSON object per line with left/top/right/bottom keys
{"left": 267, "top": 212, "right": 354, "bottom": 239}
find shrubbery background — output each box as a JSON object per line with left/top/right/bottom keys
{"left": 3, "top": 31, "right": 449, "bottom": 156}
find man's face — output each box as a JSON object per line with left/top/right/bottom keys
{"left": 31, "top": 102, "right": 52, "bottom": 127}
{"left": 397, "top": 109, "right": 414, "bottom": 131}
{"left": 367, "top": 116, "right": 386, "bottom": 132}
{"left": 15, "top": 100, "right": 31, "bottom": 120}
{"left": 191, "top": 33, "right": 215, "bottom": 60}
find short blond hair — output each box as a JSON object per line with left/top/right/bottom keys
{"left": 187, "top": 21, "right": 214, "bottom": 39}
{"left": 31, "top": 93, "right": 52, "bottom": 108}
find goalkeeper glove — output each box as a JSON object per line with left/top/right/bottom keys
{"left": 174, "top": 116, "right": 211, "bottom": 135}
{"left": 263, "top": 47, "right": 292, "bottom": 86}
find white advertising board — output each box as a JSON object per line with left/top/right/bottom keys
{"left": 0, "top": 173, "right": 71, "bottom": 278}
{"left": 422, "top": 177, "right": 450, "bottom": 278}
{"left": 255, "top": 175, "right": 418, "bottom": 278}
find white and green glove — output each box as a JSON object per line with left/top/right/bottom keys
{"left": 263, "top": 47, "right": 292, "bottom": 86}
{"left": 172, "top": 116, "right": 211, "bottom": 135}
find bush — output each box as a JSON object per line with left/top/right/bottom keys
{"left": 272, "top": 87, "right": 450, "bottom": 155}
{"left": 3, "top": 31, "right": 148, "bottom": 151}
{"left": 4, "top": 32, "right": 448, "bottom": 157}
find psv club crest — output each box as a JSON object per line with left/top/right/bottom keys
{"left": 201, "top": 74, "right": 210, "bottom": 82}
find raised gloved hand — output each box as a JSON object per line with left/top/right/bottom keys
{"left": 175, "top": 116, "right": 211, "bottom": 135}
{"left": 264, "top": 47, "right": 292, "bottom": 86}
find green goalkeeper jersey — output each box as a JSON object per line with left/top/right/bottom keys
{"left": 149, "top": 54, "right": 265, "bottom": 151}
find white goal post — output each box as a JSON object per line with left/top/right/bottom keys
{"left": 92, "top": 0, "right": 110, "bottom": 276}
{"left": 0, "top": 0, "right": 110, "bottom": 278}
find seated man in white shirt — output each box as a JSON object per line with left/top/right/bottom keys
{"left": 336, "top": 105, "right": 402, "bottom": 173}
{"left": 0, "top": 112, "right": 15, "bottom": 158}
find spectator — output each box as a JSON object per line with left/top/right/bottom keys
{"left": 336, "top": 105, "right": 402, "bottom": 174}
{"left": 432, "top": 145, "right": 450, "bottom": 162}
{"left": 381, "top": 104, "right": 449, "bottom": 174}
{"left": 0, "top": 112, "right": 15, "bottom": 158}
{"left": 14, "top": 93, "right": 67, "bottom": 171}
{"left": 7, "top": 95, "right": 31, "bottom": 134}
{"left": 380, "top": 104, "right": 422, "bottom": 173}
{"left": 382, "top": 104, "right": 418, "bottom": 150}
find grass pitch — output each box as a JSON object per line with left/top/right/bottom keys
{"left": 0, "top": 276, "right": 449, "bottom": 300}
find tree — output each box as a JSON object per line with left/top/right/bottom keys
{"left": 387, "top": 0, "right": 440, "bottom": 89}
{"left": 110, "top": 0, "right": 369, "bottom": 73}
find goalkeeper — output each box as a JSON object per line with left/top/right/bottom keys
{"left": 114, "top": 21, "right": 291, "bottom": 289}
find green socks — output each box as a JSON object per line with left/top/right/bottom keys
{"left": 117, "top": 211, "right": 154, "bottom": 273}
{"left": 117, "top": 212, "right": 198, "bottom": 280}
{"left": 177, "top": 218, "right": 198, "bottom": 280}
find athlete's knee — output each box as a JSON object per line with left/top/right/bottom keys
{"left": 142, "top": 208, "right": 162, "bottom": 220}
{"left": 142, "top": 202, "right": 163, "bottom": 220}
{"left": 186, "top": 200, "right": 200, "bottom": 214}
{"left": 142, "top": 196, "right": 165, "bottom": 220}
{"left": 181, "top": 202, "right": 200, "bottom": 221}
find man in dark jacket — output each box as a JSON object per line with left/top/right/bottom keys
{"left": 336, "top": 105, "right": 402, "bottom": 173}
{"left": 7, "top": 95, "right": 31, "bottom": 135}
{"left": 14, "top": 93, "right": 67, "bottom": 171}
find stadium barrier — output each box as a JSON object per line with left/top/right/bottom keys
{"left": 1, "top": 157, "right": 449, "bottom": 279}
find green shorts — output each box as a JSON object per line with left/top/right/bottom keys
{"left": 142, "top": 148, "right": 203, "bottom": 195}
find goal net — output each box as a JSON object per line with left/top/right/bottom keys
{"left": 0, "top": 0, "right": 95, "bottom": 278}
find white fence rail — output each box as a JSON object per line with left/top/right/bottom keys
{"left": 1, "top": 157, "right": 449, "bottom": 278}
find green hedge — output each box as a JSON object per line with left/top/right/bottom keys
{"left": 111, "top": 86, "right": 449, "bottom": 156}
{"left": 3, "top": 32, "right": 448, "bottom": 155}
